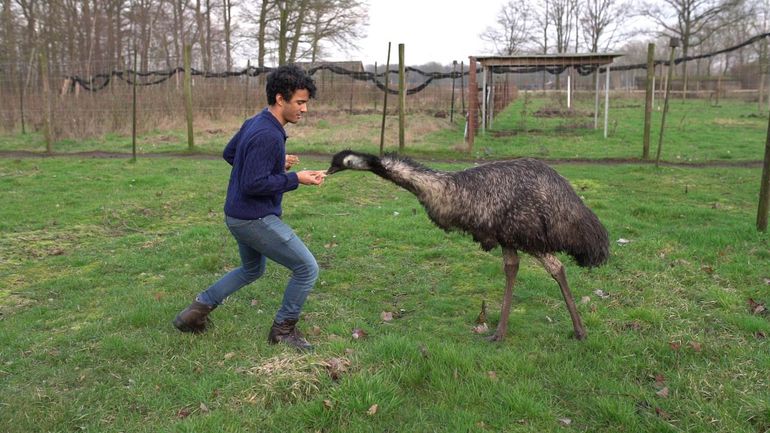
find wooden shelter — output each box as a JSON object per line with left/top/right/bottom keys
{"left": 466, "top": 53, "right": 623, "bottom": 148}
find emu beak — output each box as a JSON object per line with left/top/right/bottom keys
{"left": 326, "top": 166, "right": 340, "bottom": 175}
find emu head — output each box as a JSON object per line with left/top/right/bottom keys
{"left": 327, "top": 150, "right": 380, "bottom": 175}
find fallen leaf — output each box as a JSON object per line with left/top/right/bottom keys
{"left": 616, "top": 238, "right": 631, "bottom": 246}
{"left": 763, "top": 278, "right": 770, "bottom": 285}
{"left": 380, "top": 311, "right": 393, "bottom": 322}
{"left": 669, "top": 341, "right": 682, "bottom": 351}
{"left": 487, "top": 371, "right": 498, "bottom": 381}
{"left": 593, "top": 289, "right": 610, "bottom": 299}
{"left": 224, "top": 352, "right": 236, "bottom": 360}
{"left": 748, "top": 298, "right": 767, "bottom": 315}
{"left": 199, "top": 402, "right": 209, "bottom": 413}
{"left": 323, "top": 399, "right": 333, "bottom": 409}
{"left": 558, "top": 417, "right": 572, "bottom": 426}
{"left": 322, "top": 357, "right": 350, "bottom": 381}
{"left": 309, "top": 325, "right": 322, "bottom": 336}
{"left": 654, "top": 374, "right": 666, "bottom": 388}
{"left": 580, "top": 296, "right": 591, "bottom": 304}
{"left": 367, "top": 404, "right": 378, "bottom": 416}
{"left": 153, "top": 292, "right": 164, "bottom": 301}
{"left": 655, "top": 407, "right": 671, "bottom": 419}
{"left": 656, "top": 387, "right": 670, "bottom": 398}
{"left": 755, "top": 331, "right": 766, "bottom": 339}
{"left": 351, "top": 328, "right": 367, "bottom": 339}
{"left": 47, "top": 248, "right": 65, "bottom": 256}
{"left": 701, "top": 265, "right": 714, "bottom": 274}
{"left": 472, "top": 323, "right": 489, "bottom": 334}
{"left": 624, "top": 321, "right": 642, "bottom": 331}
{"left": 250, "top": 299, "right": 259, "bottom": 307}
{"left": 177, "top": 408, "right": 191, "bottom": 419}
{"left": 688, "top": 341, "right": 702, "bottom": 352}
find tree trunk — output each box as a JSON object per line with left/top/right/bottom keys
{"left": 258, "top": 0, "right": 269, "bottom": 68}
{"left": 289, "top": 0, "right": 310, "bottom": 63}
{"left": 223, "top": 0, "right": 232, "bottom": 71}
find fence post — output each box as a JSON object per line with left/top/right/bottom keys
{"left": 643, "top": 43, "right": 655, "bottom": 159}
{"left": 379, "top": 43, "right": 391, "bottom": 157}
{"left": 450, "top": 60, "right": 457, "bottom": 123}
{"left": 39, "top": 47, "right": 53, "bottom": 153}
{"left": 656, "top": 38, "right": 679, "bottom": 167}
{"left": 467, "top": 56, "right": 478, "bottom": 153}
{"left": 398, "top": 43, "right": 405, "bottom": 151}
{"left": 758, "top": 111, "right": 770, "bottom": 232}
{"left": 184, "top": 44, "right": 194, "bottom": 150}
{"left": 132, "top": 45, "right": 138, "bottom": 162}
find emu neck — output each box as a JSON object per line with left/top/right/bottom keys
{"left": 378, "top": 156, "right": 451, "bottom": 199}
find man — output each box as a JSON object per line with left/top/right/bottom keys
{"left": 173, "top": 65, "right": 326, "bottom": 352}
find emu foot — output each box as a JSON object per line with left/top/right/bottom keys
{"left": 486, "top": 329, "right": 506, "bottom": 342}
{"left": 572, "top": 328, "right": 588, "bottom": 341}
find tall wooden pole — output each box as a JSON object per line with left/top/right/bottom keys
{"left": 656, "top": 38, "right": 679, "bottom": 168}
{"left": 184, "top": 44, "right": 194, "bottom": 150}
{"left": 450, "top": 60, "right": 457, "bottom": 123}
{"left": 131, "top": 43, "right": 138, "bottom": 162}
{"left": 467, "top": 57, "right": 478, "bottom": 153}
{"left": 379, "top": 43, "right": 391, "bottom": 157}
{"left": 758, "top": 111, "right": 770, "bottom": 232}
{"left": 40, "top": 47, "right": 53, "bottom": 153}
{"left": 643, "top": 43, "right": 655, "bottom": 160}
{"left": 398, "top": 43, "right": 405, "bottom": 151}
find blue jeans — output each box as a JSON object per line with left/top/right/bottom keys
{"left": 196, "top": 215, "right": 319, "bottom": 323}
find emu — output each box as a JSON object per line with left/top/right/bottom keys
{"left": 326, "top": 150, "right": 609, "bottom": 341}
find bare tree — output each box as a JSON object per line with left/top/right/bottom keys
{"left": 640, "top": 0, "right": 746, "bottom": 98}
{"left": 581, "top": 0, "right": 629, "bottom": 53}
{"left": 480, "top": 0, "right": 535, "bottom": 55}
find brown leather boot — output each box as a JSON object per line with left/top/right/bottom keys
{"left": 267, "top": 319, "right": 313, "bottom": 352}
{"left": 173, "top": 300, "right": 215, "bottom": 333}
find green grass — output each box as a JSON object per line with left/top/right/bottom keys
{"left": 2, "top": 95, "right": 768, "bottom": 163}
{"left": 1, "top": 155, "right": 769, "bottom": 432}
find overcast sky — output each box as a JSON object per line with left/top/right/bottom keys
{"left": 324, "top": 0, "right": 507, "bottom": 66}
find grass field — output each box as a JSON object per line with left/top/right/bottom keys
{"left": 1, "top": 95, "right": 768, "bottom": 163}
{"left": 1, "top": 145, "right": 769, "bottom": 432}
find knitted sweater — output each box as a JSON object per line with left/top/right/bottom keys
{"left": 223, "top": 108, "right": 299, "bottom": 219}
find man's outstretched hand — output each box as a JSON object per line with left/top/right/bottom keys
{"left": 297, "top": 170, "right": 327, "bottom": 186}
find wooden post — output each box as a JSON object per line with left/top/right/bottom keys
{"left": 184, "top": 44, "right": 194, "bottom": 150}
{"left": 467, "top": 56, "right": 478, "bottom": 152}
{"left": 132, "top": 45, "right": 138, "bottom": 162}
{"left": 603, "top": 64, "right": 611, "bottom": 139}
{"left": 374, "top": 62, "right": 378, "bottom": 111}
{"left": 758, "top": 111, "right": 770, "bottom": 231}
{"left": 398, "top": 43, "right": 405, "bottom": 151}
{"left": 245, "top": 59, "right": 251, "bottom": 118}
{"left": 450, "top": 60, "right": 457, "bottom": 123}
{"left": 379, "top": 43, "right": 391, "bottom": 157}
{"left": 594, "top": 69, "right": 600, "bottom": 129}
{"left": 40, "top": 48, "right": 53, "bottom": 153}
{"left": 656, "top": 38, "right": 679, "bottom": 167}
{"left": 643, "top": 43, "right": 655, "bottom": 159}
{"left": 460, "top": 61, "right": 465, "bottom": 115}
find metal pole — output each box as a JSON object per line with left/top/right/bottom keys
{"left": 594, "top": 69, "right": 600, "bottom": 129}
{"left": 757, "top": 108, "right": 770, "bottom": 231}
{"left": 184, "top": 44, "right": 194, "bottom": 150}
{"left": 131, "top": 43, "right": 138, "bottom": 162}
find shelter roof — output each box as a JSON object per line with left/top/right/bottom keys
{"left": 473, "top": 53, "right": 623, "bottom": 67}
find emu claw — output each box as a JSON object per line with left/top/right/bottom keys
{"left": 486, "top": 333, "right": 505, "bottom": 342}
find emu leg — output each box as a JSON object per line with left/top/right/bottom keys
{"left": 536, "top": 254, "right": 587, "bottom": 340}
{"left": 488, "top": 248, "right": 520, "bottom": 342}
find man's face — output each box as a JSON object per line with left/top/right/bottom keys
{"left": 276, "top": 89, "right": 310, "bottom": 125}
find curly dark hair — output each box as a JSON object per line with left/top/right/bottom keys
{"left": 265, "top": 64, "right": 317, "bottom": 105}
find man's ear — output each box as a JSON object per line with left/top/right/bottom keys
{"left": 275, "top": 93, "right": 285, "bottom": 106}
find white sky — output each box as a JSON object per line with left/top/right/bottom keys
{"left": 324, "top": 0, "right": 507, "bottom": 66}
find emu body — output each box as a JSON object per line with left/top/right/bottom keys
{"left": 327, "top": 150, "right": 609, "bottom": 341}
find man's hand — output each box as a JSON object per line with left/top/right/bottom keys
{"left": 296, "top": 170, "right": 326, "bottom": 186}
{"left": 285, "top": 154, "right": 300, "bottom": 170}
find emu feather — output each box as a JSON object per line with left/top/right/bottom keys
{"left": 327, "top": 150, "right": 609, "bottom": 341}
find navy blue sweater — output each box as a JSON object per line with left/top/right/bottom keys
{"left": 223, "top": 108, "right": 299, "bottom": 219}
